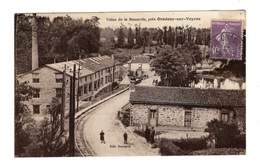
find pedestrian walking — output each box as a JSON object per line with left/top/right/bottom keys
{"left": 145, "top": 125, "right": 151, "bottom": 143}
{"left": 100, "top": 130, "right": 105, "bottom": 144}
{"left": 150, "top": 127, "right": 155, "bottom": 144}
{"left": 123, "top": 132, "right": 128, "bottom": 144}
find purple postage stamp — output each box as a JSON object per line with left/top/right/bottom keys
{"left": 210, "top": 20, "right": 243, "bottom": 60}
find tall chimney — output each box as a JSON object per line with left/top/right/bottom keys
{"left": 31, "top": 13, "right": 39, "bottom": 70}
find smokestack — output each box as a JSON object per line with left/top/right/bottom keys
{"left": 31, "top": 13, "right": 39, "bottom": 70}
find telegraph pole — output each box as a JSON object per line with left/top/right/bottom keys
{"left": 69, "top": 64, "right": 76, "bottom": 156}
{"left": 77, "top": 56, "right": 81, "bottom": 114}
{"left": 111, "top": 55, "right": 115, "bottom": 92}
{"left": 61, "top": 64, "right": 66, "bottom": 133}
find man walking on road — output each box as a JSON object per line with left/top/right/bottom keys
{"left": 145, "top": 125, "right": 151, "bottom": 143}
{"left": 123, "top": 132, "right": 128, "bottom": 144}
{"left": 100, "top": 130, "right": 105, "bottom": 144}
{"left": 150, "top": 127, "right": 155, "bottom": 144}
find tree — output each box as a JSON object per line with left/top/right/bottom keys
{"left": 15, "top": 14, "right": 32, "bottom": 74}
{"left": 23, "top": 98, "right": 70, "bottom": 157}
{"left": 15, "top": 79, "right": 35, "bottom": 156}
{"left": 127, "top": 27, "right": 134, "bottom": 48}
{"left": 117, "top": 26, "right": 125, "bottom": 48}
{"left": 15, "top": 14, "right": 101, "bottom": 74}
{"left": 151, "top": 47, "right": 188, "bottom": 87}
{"left": 37, "top": 98, "right": 69, "bottom": 157}
{"left": 179, "top": 41, "right": 202, "bottom": 65}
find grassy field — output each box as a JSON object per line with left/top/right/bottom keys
{"left": 112, "top": 46, "right": 157, "bottom": 63}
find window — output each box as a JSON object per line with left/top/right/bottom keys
{"left": 84, "top": 84, "right": 88, "bottom": 94}
{"left": 94, "top": 81, "right": 97, "bottom": 89}
{"left": 46, "top": 105, "right": 50, "bottom": 112}
{"left": 33, "top": 105, "right": 40, "bottom": 114}
{"left": 101, "top": 70, "right": 103, "bottom": 76}
{"left": 95, "top": 73, "right": 97, "bottom": 79}
{"left": 85, "top": 76, "right": 88, "bottom": 82}
{"left": 108, "top": 74, "right": 112, "bottom": 82}
{"left": 221, "top": 109, "right": 231, "bottom": 122}
{"left": 55, "top": 73, "right": 63, "bottom": 83}
{"left": 100, "top": 78, "right": 103, "bottom": 86}
{"left": 221, "top": 113, "right": 229, "bottom": 122}
{"left": 105, "top": 76, "right": 108, "bottom": 84}
{"left": 32, "top": 73, "right": 39, "bottom": 83}
{"left": 78, "top": 86, "right": 83, "bottom": 97}
{"left": 56, "top": 88, "right": 62, "bottom": 98}
{"left": 33, "top": 89, "right": 40, "bottom": 98}
{"left": 150, "top": 109, "right": 157, "bottom": 118}
{"left": 89, "top": 82, "right": 92, "bottom": 91}
{"left": 184, "top": 111, "right": 192, "bottom": 127}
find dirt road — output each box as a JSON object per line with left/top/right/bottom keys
{"left": 82, "top": 90, "right": 159, "bottom": 156}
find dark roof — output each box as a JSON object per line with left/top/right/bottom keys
{"left": 130, "top": 86, "right": 245, "bottom": 107}
{"left": 131, "top": 55, "right": 151, "bottom": 64}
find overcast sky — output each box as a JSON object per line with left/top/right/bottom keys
{"left": 34, "top": 11, "right": 245, "bottom": 29}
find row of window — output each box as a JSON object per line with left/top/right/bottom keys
{"left": 149, "top": 109, "right": 231, "bottom": 128}
{"left": 32, "top": 76, "right": 113, "bottom": 99}
{"left": 32, "top": 67, "right": 116, "bottom": 84}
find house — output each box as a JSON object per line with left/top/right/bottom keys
{"left": 129, "top": 86, "right": 245, "bottom": 131}
{"left": 17, "top": 55, "right": 122, "bottom": 118}
{"left": 128, "top": 55, "right": 154, "bottom": 78}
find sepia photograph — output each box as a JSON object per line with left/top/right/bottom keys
{"left": 14, "top": 10, "right": 246, "bottom": 157}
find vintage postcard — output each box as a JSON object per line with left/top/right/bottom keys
{"left": 15, "top": 10, "right": 246, "bottom": 157}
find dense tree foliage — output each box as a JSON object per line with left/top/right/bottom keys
{"left": 37, "top": 98, "right": 69, "bottom": 157}
{"left": 127, "top": 27, "right": 134, "bottom": 48}
{"left": 152, "top": 42, "right": 202, "bottom": 87}
{"left": 15, "top": 79, "right": 35, "bottom": 156}
{"left": 205, "top": 119, "right": 245, "bottom": 148}
{"left": 15, "top": 14, "right": 101, "bottom": 74}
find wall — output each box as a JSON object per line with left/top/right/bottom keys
{"left": 18, "top": 67, "right": 73, "bottom": 117}
{"left": 130, "top": 103, "right": 230, "bottom": 128}
{"left": 191, "top": 107, "right": 220, "bottom": 128}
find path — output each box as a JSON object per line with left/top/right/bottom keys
{"left": 82, "top": 90, "right": 159, "bottom": 156}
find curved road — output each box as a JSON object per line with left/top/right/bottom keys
{"left": 76, "top": 90, "right": 159, "bottom": 156}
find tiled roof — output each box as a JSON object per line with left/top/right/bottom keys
{"left": 19, "top": 55, "right": 121, "bottom": 78}
{"left": 130, "top": 86, "right": 245, "bottom": 107}
{"left": 46, "top": 60, "right": 94, "bottom": 78}
{"left": 79, "top": 55, "right": 121, "bottom": 72}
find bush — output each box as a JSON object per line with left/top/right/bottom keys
{"left": 192, "top": 148, "right": 245, "bottom": 155}
{"left": 205, "top": 119, "right": 245, "bottom": 148}
{"left": 173, "top": 137, "right": 207, "bottom": 151}
{"left": 160, "top": 138, "right": 190, "bottom": 156}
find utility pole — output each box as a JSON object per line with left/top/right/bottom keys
{"left": 77, "top": 56, "right": 81, "bottom": 114}
{"left": 61, "top": 64, "right": 66, "bottom": 133}
{"left": 111, "top": 55, "right": 115, "bottom": 92}
{"left": 69, "top": 64, "right": 76, "bottom": 156}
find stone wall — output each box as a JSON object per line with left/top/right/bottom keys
{"left": 19, "top": 67, "right": 71, "bottom": 116}
{"left": 158, "top": 106, "right": 184, "bottom": 126}
{"left": 130, "top": 103, "right": 231, "bottom": 128}
{"left": 130, "top": 104, "right": 149, "bottom": 125}
{"left": 191, "top": 107, "right": 220, "bottom": 128}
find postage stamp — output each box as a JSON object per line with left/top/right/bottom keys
{"left": 210, "top": 20, "right": 243, "bottom": 60}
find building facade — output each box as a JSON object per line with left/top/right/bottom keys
{"left": 128, "top": 54, "right": 155, "bottom": 78}
{"left": 129, "top": 86, "right": 245, "bottom": 131}
{"left": 17, "top": 55, "right": 122, "bottom": 118}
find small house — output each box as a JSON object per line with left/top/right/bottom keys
{"left": 129, "top": 86, "right": 245, "bottom": 131}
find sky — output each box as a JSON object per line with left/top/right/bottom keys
{"left": 35, "top": 11, "right": 246, "bottom": 29}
